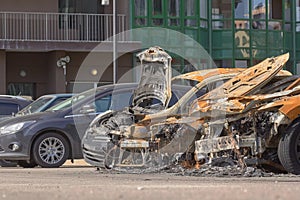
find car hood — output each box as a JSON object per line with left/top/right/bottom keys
{"left": 0, "top": 111, "right": 61, "bottom": 127}
{"left": 131, "top": 46, "right": 172, "bottom": 113}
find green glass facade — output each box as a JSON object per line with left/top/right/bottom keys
{"left": 131, "top": 0, "right": 300, "bottom": 73}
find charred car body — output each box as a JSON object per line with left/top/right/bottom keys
{"left": 82, "top": 47, "right": 247, "bottom": 168}
{"left": 82, "top": 48, "right": 300, "bottom": 174}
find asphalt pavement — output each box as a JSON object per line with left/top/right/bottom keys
{"left": 1, "top": 165, "right": 300, "bottom": 200}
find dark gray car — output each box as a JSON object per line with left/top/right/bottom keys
{"left": 0, "top": 83, "right": 188, "bottom": 168}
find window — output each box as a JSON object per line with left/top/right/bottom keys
{"left": 110, "top": 91, "right": 134, "bottom": 111}
{"left": 185, "top": 0, "right": 197, "bottom": 26}
{"left": 95, "top": 95, "right": 111, "bottom": 113}
{"left": 152, "top": 0, "right": 163, "bottom": 16}
{"left": 59, "top": 0, "right": 76, "bottom": 13}
{"left": 168, "top": 0, "right": 180, "bottom": 26}
{"left": 200, "top": 0, "right": 208, "bottom": 27}
{"left": 235, "top": 0, "right": 250, "bottom": 29}
{"left": 212, "top": 0, "right": 232, "bottom": 29}
{"left": 135, "top": 0, "right": 147, "bottom": 25}
{"left": 0, "top": 103, "right": 19, "bottom": 116}
{"left": 48, "top": 98, "right": 70, "bottom": 108}
{"left": 7, "top": 83, "right": 36, "bottom": 99}
{"left": 152, "top": 0, "right": 164, "bottom": 26}
{"left": 252, "top": 0, "right": 266, "bottom": 29}
{"left": 269, "top": 0, "right": 283, "bottom": 30}
{"left": 58, "top": 0, "right": 77, "bottom": 29}
{"left": 235, "top": 0, "right": 250, "bottom": 19}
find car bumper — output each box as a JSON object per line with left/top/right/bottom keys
{"left": 82, "top": 133, "right": 110, "bottom": 167}
{"left": 0, "top": 132, "right": 30, "bottom": 160}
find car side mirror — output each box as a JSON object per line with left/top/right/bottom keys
{"left": 80, "top": 104, "right": 96, "bottom": 114}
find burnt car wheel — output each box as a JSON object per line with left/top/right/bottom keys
{"left": 32, "top": 132, "right": 70, "bottom": 168}
{"left": 18, "top": 160, "right": 38, "bottom": 168}
{"left": 278, "top": 120, "right": 300, "bottom": 174}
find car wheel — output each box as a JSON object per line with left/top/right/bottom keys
{"left": 18, "top": 160, "right": 38, "bottom": 168}
{"left": 278, "top": 120, "right": 300, "bottom": 174}
{"left": 0, "top": 160, "right": 18, "bottom": 167}
{"left": 32, "top": 132, "right": 70, "bottom": 168}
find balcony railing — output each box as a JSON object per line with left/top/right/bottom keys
{"left": 0, "top": 12, "right": 126, "bottom": 42}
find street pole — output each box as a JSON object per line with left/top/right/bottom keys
{"left": 113, "top": 0, "right": 118, "bottom": 84}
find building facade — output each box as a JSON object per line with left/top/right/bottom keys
{"left": 131, "top": 0, "right": 299, "bottom": 74}
{"left": 1, "top": 0, "right": 300, "bottom": 98}
{"left": 0, "top": 0, "right": 139, "bottom": 98}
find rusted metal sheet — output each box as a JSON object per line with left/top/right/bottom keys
{"left": 172, "top": 68, "right": 244, "bottom": 82}
{"left": 258, "top": 94, "right": 300, "bottom": 120}
{"left": 202, "top": 53, "right": 289, "bottom": 100}
{"left": 284, "top": 77, "right": 300, "bottom": 91}
{"left": 192, "top": 84, "right": 300, "bottom": 116}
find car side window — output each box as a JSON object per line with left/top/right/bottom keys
{"left": 95, "top": 95, "right": 112, "bottom": 113}
{"left": 110, "top": 91, "right": 134, "bottom": 111}
{"left": 0, "top": 103, "right": 19, "bottom": 115}
{"left": 48, "top": 98, "right": 70, "bottom": 108}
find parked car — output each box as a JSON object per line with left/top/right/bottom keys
{"left": 16, "top": 94, "right": 74, "bottom": 116}
{"left": 0, "top": 81, "right": 191, "bottom": 168}
{"left": 0, "top": 93, "right": 74, "bottom": 167}
{"left": 0, "top": 95, "right": 32, "bottom": 118}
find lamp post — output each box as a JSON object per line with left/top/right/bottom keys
{"left": 102, "top": 0, "right": 117, "bottom": 84}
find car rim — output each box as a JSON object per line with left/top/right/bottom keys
{"left": 38, "top": 137, "right": 65, "bottom": 164}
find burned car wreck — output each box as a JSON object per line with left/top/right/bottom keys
{"left": 82, "top": 49, "right": 300, "bottom": 174}
{"left": 82, "top": 47, "right": 245, "bottom": 170}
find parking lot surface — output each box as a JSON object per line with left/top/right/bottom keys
{"left": 1, "top": 163, "right": 300, "bottom": 200}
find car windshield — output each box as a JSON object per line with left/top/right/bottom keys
{"left": 48, "top": 88, "right": 97, "bottom": 111}
{"left": 17, "top": 96, "right": 53, "bottom": 115}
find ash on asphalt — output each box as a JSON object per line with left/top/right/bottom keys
{"left": 164, "top": 165, "right": 277, "bottom": 177}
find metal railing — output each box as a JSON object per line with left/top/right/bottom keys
{"left": 0, "top": 12, "right": 126, "bottom": 42}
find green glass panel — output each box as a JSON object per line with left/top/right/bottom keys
{"left": 235, "top": 30, "right": 250, "bottom": 48}
{"left": 185, "top": 0, "right": 196, "bottom": 16}
{"left": 199, "top": 29, "right": 209, "bottom": 48}
{"left": 212, "top": 31, "right": 233, "bottom": 48}
{"left": 268, "top": 31, "right": 283, "bottom": 49}
{"left": 252, "top": 49, "right": 266, "bottom": 59}
{"left": 212, "top": 49, "right": 233, "bottom": 58}
{"left": 284, "top": 32, "right": 293, "bottom": 49}
{"left": 184, "top": 29, "right": 198, "bottom": 41}
{"left": 152, "top": 18, "right": 164, "bottom": 26}
{"left": 251, "top": 31, "right": 266, "bottom": 48}
{"left": 235, "top": 48, "right": 252, "bottom": 59}
{"left": 135, "top": 18, "right": 147, "bottom": 26}
{"left": 168, "top": 0, "right": 180, "bottom": 17}
{"left": 152, "top": 0, "right": 163, "bottom": 16}
{"left": 268, "top": 50, "right": 283, "bottom": 57}
{"left": 134, "top": 0, "right": 147, "bottom": 16}
{"left": 296, "top": 33, "right": 300, "bottom": 49}
{"left": 296, "top": 51, "right": 300, "bottom": 61}
{"left": 168, "top": 18, "right": 180, "bottom": 26}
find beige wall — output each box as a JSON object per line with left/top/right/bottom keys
{"left": 6, "top": 51, "right": 134, "bottom": 97}
{"left": 0, "top": 0, "right": 58, "bottom": 12}
{"left": 6, "top": 52, "right": 49, "bottom": 97}
{"left": 47, "top": 51, "right": 68, "bottom": 94}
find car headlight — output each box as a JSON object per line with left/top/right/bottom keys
{"left": 0, "top": 121, "right": 36, "bottom": 135}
